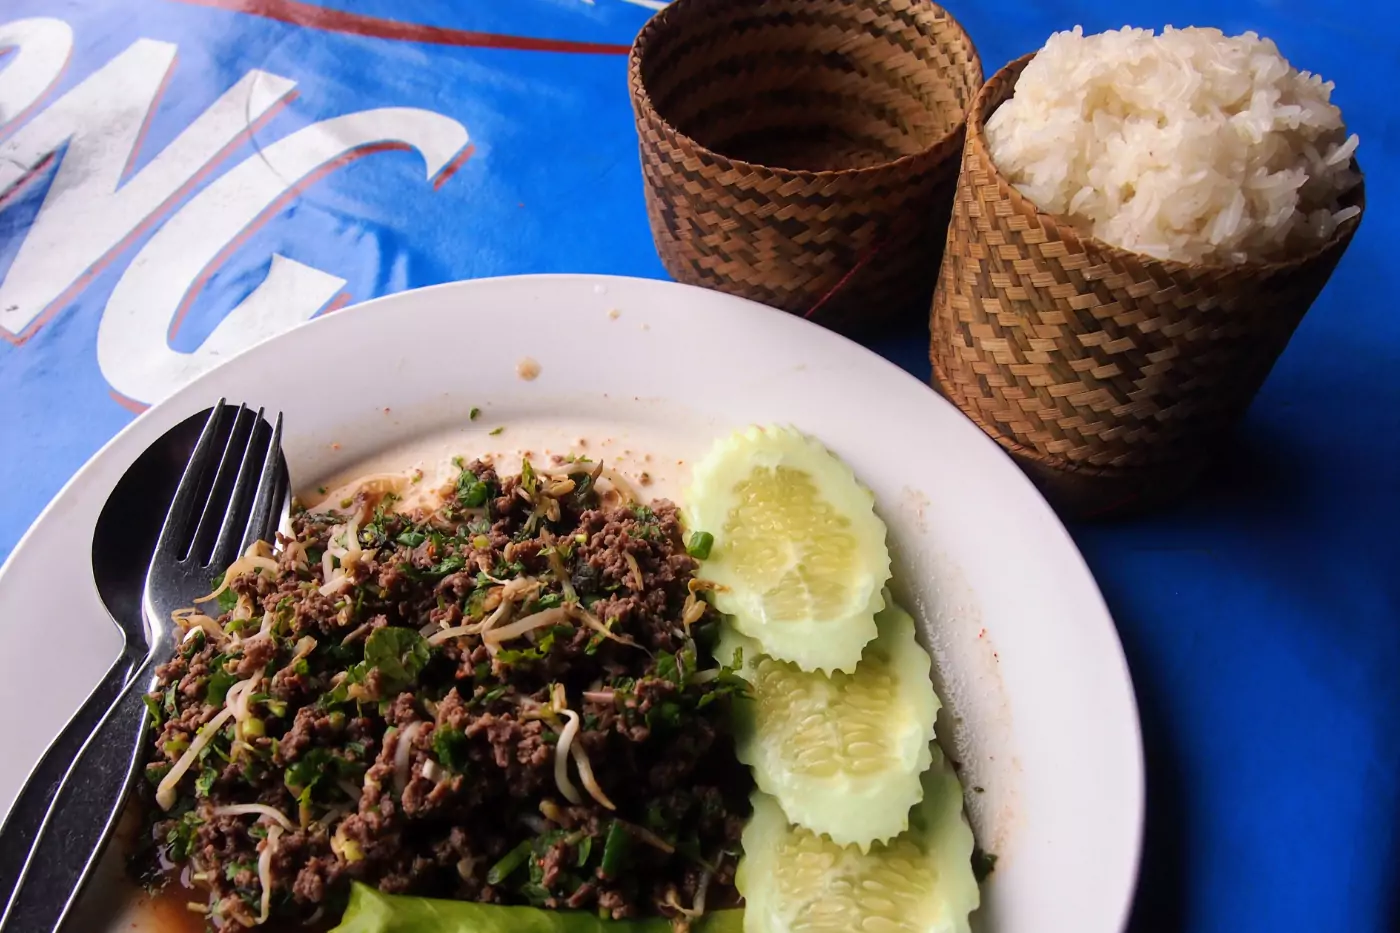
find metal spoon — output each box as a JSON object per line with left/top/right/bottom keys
{"left": 0, "top": 407, "right": 214, "bottom": 910}
{"left": 2, "top": 403, "right": 288, "bottom": 932}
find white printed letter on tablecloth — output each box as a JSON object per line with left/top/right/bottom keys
{"left": 0, "top": 18, "right": 73, "bottom": 134}
{"left": 0, "top": 39, "right": 297, "bottom": 340}
{"left": 97, "top": 107, "right": 470, "bottom": 405}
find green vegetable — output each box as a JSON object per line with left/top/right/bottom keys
{"left": 599, "top": 820, "right": 631, "bottom": 879}
{"left": 486, "top": 840, "right": 533, "bottom": 885}
{"left": 195, "top": 767, "right": 218, "bottom": 798}
{"left": 217, "top": 587, "right": 240, "bottom": 614}
{"left": 224, "top": 858, "right": 256, "bottom": 882}
{"left": 253, "top": 694, "right": 288, "bottom": 719}
{"left": 363, "top": 627, "right": 431, "bottom": 693}
{"left": 432, "top": 726, "right": 470, "bottom": 772}
{"left": 286, "top": 747, "right": 366, "bottom": 801}
{"left": 489, "top": 426, "right": 505, "bottom": 436}
{"left": 719, "top": 601, "right": 938, "bottom": 851}
{"left": 403, "top": 555, "right": 465, "bottom": 581}
{"left": 396, "top": 531, "right": 427, "bottom": 548}
{"left": 736, "top": 744, "right": 978, "bottom": 933}
{"left": 285, "top": 752, "right": 326, "bottom": 793}
{"left": 205, "top": 669, "right": 239, "bottom": 706}
{"left": 654, "top": 651, "right": 682, "bottom": 686}
{"left": 457, "top": 470, "right": 490, "bottom": 508}
{"left": 164, "top": 811, "right": 203, "bottom": 862}
{"left": 142, "top": 693, "right": 164, "bottom": 729}
{"left": 496, "top": 626, "right": 570, "bottom": 666}
{"left": 330, "top": 882, "right": 743, "bottom": 933}
{"left": 470, "top": 407, "right": 482, "bottom": 421}
{"left": 686, "top": 531, "right": 714, "bottom": 560}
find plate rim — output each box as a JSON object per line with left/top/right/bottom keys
{"left": 0, "top": 273, "right": 1145, "bottom": 931}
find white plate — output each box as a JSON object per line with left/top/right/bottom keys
{"left": 0, "top": 274, "right": 1143, "bottom": 932}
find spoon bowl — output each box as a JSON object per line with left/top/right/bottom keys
{"left": 0, "top": 407, "right": 215, "bottom": 917}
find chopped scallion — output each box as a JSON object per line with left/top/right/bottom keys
{"left": 686, "top": 531, "right": 714, "bottom": 560}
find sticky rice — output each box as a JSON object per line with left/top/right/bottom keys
{"left": 985, "top": 26, "right": 1362, "bottom": 264}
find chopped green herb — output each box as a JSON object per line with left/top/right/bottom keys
{"left": 487, "top": 839, "right": 532, "bottom": 885}
{"left": 283, "top": 747, "right": 365, "bottom": 799}
{"left": 489, "top": 426, "right": 505, "bottom": 436}
{"left": 224, "top": 859, "right": 256, "bottom": 882}
{"left": 686, "top": 531, "right": 714, "bottom": 560}
{"left": 655, "top": 650, "right": 683, "bottom": 686}
{"left": 205, "top": 669, "right": 239, "bottom": 706}
{"left": 456, "top": 470, "right": 490, "bottom": 508}
{"left": 252, "top": 694, "right": 288, "bottom": 719}
{"left": 519, "top": 882, "right": 553, "bottom": 907}
{"left": 600, "top": 820, "right": 632, "bottom": 879}
{"left": 363, "top": 627, "right": 431, "bottom": 693}
{"left": 142, "top": 693, "right": 165, "bottom": 729}
{"left": 195, "top": 767, "right": 218, "bottom": 798}
{"left": 165, "top": 811, "right": 204, "bottom": 861}
{"left": 647, "top": 700, "right": 684, "bottom": 731}
{"left": 575, "top": 834, "right": 594, "bottom": 867}
{"left": 403, "top": 555, "right": 466, "bottom": 582}
{"left": 432, "top": 726, "right": 470, "bottom": 772}
{"left": 469, "top": 407, "right": 481, "bottom": 421}
{"left": 317, "top": 486, "right": 327, "bottom": 495}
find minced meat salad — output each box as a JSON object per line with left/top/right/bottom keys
{"left": 136, "top": 457, "right": 752, "bottom": 930}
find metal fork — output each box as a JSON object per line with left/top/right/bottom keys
{"left": 0, "top": 401, "right": 287, "bottom": 933}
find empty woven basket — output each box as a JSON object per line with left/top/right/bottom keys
{"left": 629, "top": 0, "right": 982, "bottom": 334}
{"left": 930, "top": 54, "right": 1365, "bottom": 518}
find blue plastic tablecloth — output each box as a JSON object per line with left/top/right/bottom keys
{"left": 0, "top": 1, "right": 1395, "bottom": 931}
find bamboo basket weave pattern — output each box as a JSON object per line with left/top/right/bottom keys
{"left": 630, "top": 0, "right": 982, "bottom": 333}
{"left": 930, "top": 54, "right": 1364, "bottom": 509}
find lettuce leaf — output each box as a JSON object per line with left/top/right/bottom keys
{"left": 330, "top": 883, "right": 743, "bottom": 933}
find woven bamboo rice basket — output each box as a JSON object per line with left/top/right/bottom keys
{"left": 629, "top": 0, "right": 982, "bottom": 335}
{"left": 930, "top": 54, "right": 1365, "bottom": 518}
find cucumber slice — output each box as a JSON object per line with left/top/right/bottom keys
{"left": 736, "top": 744, "right": 979, "bottom": 933}
{"left": 686, "top": 425, "right": 890, "bottom": 674}
{"left": 718, "top": 600, "right": 938, "bottom": 850}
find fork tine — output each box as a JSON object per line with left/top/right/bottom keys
{"left": 239, "top": 412, "right": 286, "bottom": 556}
{"left": 152, "top": 400, "right": 229, "bottom": 564}
{"left": 207, "top": 408, "right": 270, "bottom": 570}
{"left": 186, "top": 405, "right": 255, "bottom": 565}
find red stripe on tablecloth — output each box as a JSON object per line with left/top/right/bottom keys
{"left": 168, "top": 0, "right": 633, "bottom": 54}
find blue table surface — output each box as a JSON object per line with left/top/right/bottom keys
{"left": 0, "top": 1, "right": 1396, "bottom": 931}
